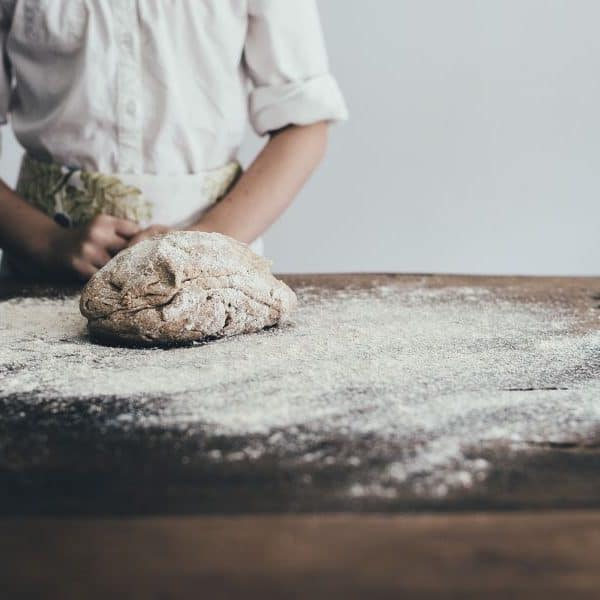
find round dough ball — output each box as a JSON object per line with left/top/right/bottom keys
{"left": 80, "top": 231, "right": 297, "bottom": 345}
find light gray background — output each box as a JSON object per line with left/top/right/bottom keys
{"left": 1, "top": 0, "right": 599, "bottom": 274}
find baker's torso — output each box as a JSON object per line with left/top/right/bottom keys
{"left": 1, "top": 0, "right": 252, "bottom": 174}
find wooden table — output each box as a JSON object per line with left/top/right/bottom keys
{"left": 1, "top": 274, "right": 599, "bottom": 598}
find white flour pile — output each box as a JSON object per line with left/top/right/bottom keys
{"left": 1, "top": 281, "right": 599, "bottom": 499}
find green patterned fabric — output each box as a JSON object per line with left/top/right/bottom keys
{"left": 16, "top": 155, "right": 153, "bottom": 226}
{"left": 16, "top": 155, "right": 243, "bottom": 228}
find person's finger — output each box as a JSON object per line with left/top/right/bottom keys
{"left": 87, "top": 216, "right": 139, "bottom": 242}
{"left": 126, "top": 232, "right": 144, "bottom": 248}
{"left": 90, "top": 247, "right": 112, "bottom": 268}
{"left": 81, "top": 242, "right": 111, "bottom": 269}
{"left": 113, "top": 218, "right": 141, "bottom": 238}
{"left": 127, "top": 229, "right": 156, "bottom": 247}
{"left": 128, "top": 225, "right": 173, "bottom": 247}
{"left": 87, "top": 224, "right": 130, "bottom": 255}
{"left": 105, "top": 233, "right": 128, "bottom": 256}
{"left": 71, "top": 258, "right": 98, "bottom": 282}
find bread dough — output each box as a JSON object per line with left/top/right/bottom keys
{"left": 80, "top": 231, "right": 297, "bottom": 345}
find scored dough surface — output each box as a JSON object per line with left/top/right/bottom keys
{"left": 79, "top": 231, "right": 297, "bottom": 345}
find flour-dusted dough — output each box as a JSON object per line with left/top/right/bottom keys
{"left": 80, "top": 231, "right": 297, "bottom": 345}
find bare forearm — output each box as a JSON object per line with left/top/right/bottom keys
{"left": 0, "top": 178, "right": 141, "bottom": 280}
{"left": 0, "top": 179, "right": 57, "bottom": 259}
{"left": 192, "top": 121, "right": 329, "bottom": 243}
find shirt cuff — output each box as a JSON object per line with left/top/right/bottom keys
{"left": 248, "top": 73, "right": 349, "bottom": 136}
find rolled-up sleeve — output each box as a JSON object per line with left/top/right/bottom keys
{"left": 243, "top": 0, "right": 349, "bottom": 136}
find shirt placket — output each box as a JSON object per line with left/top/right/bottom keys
{"left": 115, "top": 0, "right": 142, "bottom": 174}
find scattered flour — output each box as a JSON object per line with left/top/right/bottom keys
{"left": 1, "top": 281, "right": 599, "bottom": 499}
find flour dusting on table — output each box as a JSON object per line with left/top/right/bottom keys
{"left": 1, "top": 280, "right": 599, "bottom": 500}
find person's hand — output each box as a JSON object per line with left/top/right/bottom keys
{"left": 40, "top": 214, "right": 140, "bottom": 281}
{"left": 126, "top": 224, "right": 173, "bottom": 248}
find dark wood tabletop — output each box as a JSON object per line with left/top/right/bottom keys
{"left": 1, "top": 273, "right": 600, "bottom": 598}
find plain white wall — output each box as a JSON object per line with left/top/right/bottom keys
{"left": 2, "top": 0, "right": 599, "bottom": 275}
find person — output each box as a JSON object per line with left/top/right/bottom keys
{"left": 0, "top": 1, "right": 348, "bottom": 280}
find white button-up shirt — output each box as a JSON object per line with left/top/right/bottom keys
{"left": 0, "top": 0, "right": 348, "bottom": 175}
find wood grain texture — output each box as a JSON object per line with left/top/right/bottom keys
{"left": 2, "top": 275, "right": 600, "bottom": 598}
{"left": 2, "top": 512, "right": 600, "bottom": 599}
{"left": 1, "top": 274, "right": 600, "bottom": 515}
